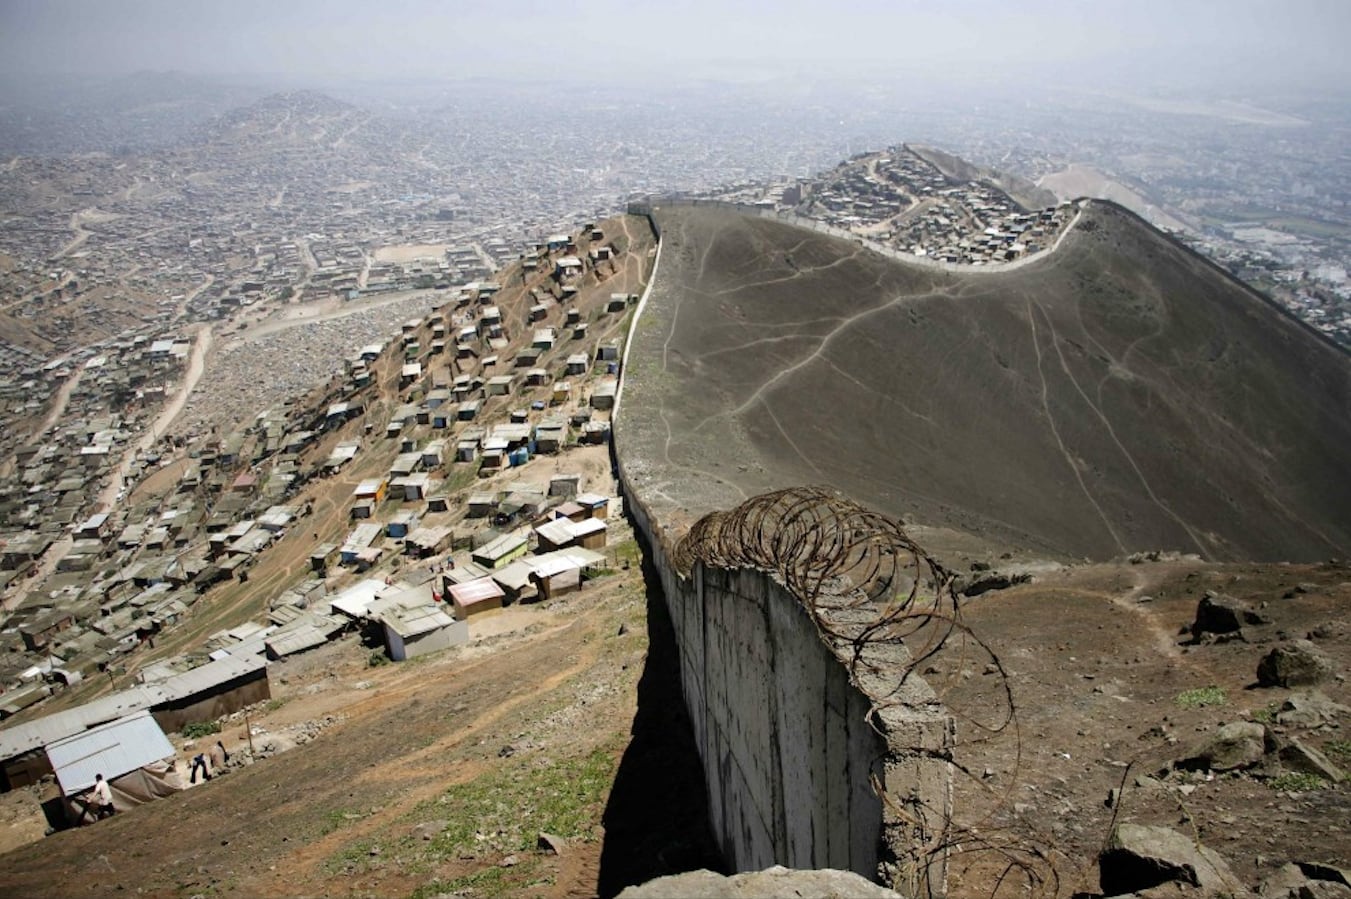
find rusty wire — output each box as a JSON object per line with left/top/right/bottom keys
{"left": 671, "top": 486, "right": 1068, "bottom": 898}
{"left": 673, "top": 485, "right": 962, "bottom": 683}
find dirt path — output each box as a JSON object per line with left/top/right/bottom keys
{"left": 36, "top": 365, "right": 83, "bottom": 436}
{"left": 95, "top": 323, "right": 211, "bottom": 512}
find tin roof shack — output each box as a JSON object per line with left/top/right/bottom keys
{"left": 327, "top": 579, "right": 389, "bottom": 623}
{"left": 340, "top": 523, "right": 383, "bottom": 566}
{"left": 381, "top": 605, "right": 466, "bottom": 662}
{"left": 148, "top": 654, "right": 270, "bottom": 734}
{"left": 447, "top": 577, "right": 505, "bottom": 621}
{"left": 590, "top": 377, "right": 618, "bottom": 410}
{"left": 565, "top": 353, "right": 589, "bottom": 376}
{"left": 310, "top": 543, "right": 339, "bottom": 572}
{"left": 471, "top": 532, "right": 528, "bottom": 570}
{"left": 405, "top": 525, "right": 453, "bottom": 558}
{"left": 574, "top": 492, "right": 610, "bottom": 520}
{"left": 485, "top": 374, "right": 515, "bottom": 398}
{"left": 19, "top": 609, "right": 76, "bottom": 652}
{"left": 533, "top": 517, "right": 608, "bottom": 552}
{"left": 534, "top": 420, "right": 568, "bottom": 454}
{"left": 46, "top": 711, "right": 179, "bottom": 828}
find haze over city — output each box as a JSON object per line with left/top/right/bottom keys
{"left": 2, "top": 0, "right": 1348, "bottom": 91}
{"left": 0, "top": 2, "right": 1346, "bottom": 898}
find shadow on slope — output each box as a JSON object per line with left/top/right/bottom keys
{"left": 597, "top": 533, "right": 725, "bottom": 897}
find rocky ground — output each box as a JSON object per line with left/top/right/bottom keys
{"left": 0, "top": 539, "right": 1344, "bottom": 898}
{"left": 937, "top": 554, "right": 1350, "bottom": 897}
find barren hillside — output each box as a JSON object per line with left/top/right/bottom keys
{"left": 620, "top": 201, "right": 1351, "bottom": 562}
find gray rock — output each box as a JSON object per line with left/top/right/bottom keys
{"left": 1277, "top": 691, "right": 1351, "bottom": 728}
{"left": 537, "top": 832, "right": 567, "bottom": 855}
{"left": 1192, "top": 593, "right": 1266, "bottom": 639}
{"left": 958, "top": 570, "right": 1031, "bottom": 597}
{"left": 1099, "top": 823, "right": 1246, "bottom": 896}
{"left": 1258, "top": 640, "right": 1335, "bottom": 688}
{"left": 411, "top": 820, "right": 447, "bottom": 842}
{"left": 1278, "top": 739, "right": 1345, "bottom": 783}
{"left": 1177, "top": 721, "right": 1268, "bottom": 772}
{"left": 1296, "top": 863, "right": 1351, "bottom": 889}
{"left": 1262, "top": 863, "right": 1312, "bottom": 898}
{"left": 1298, "top": 882, "right": 1351, "bottom": 899}
{"left": 616, "top": 867, "right": 904, "bottom": 898}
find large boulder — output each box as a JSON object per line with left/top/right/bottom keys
{"left": 1257, "top": 640, "right": 1335, "bottom": 688}
{"left": 1100, "top": 824, "right": 1246, "bottom": 896}
{"left": 1192, "top": 592, "right": 1266, "bottom": 639}
{"left": 1261, "top": 863, "right": 1351, "bottom": 899}
{"left": 616, "top": 867, "right": 904, "bottom": 898}
{"left": 1276, "top": 691, "right": 1351, "bottom": 727}
{"left": 1176, "top": 721, "right": 1269, "bottom": 772}
{"left": 1277, "top": 738, "right": 1346, "bottom": 783}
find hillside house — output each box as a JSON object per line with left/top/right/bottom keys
{"left": 447, "top": 577, "right": 505, "bottom": 620}
{"left": 471, "top": 533, "right": 528, "bottom": 570}
{"left": 565, "top": 353, "right": 590, "bottom": 376}
{"left": 19, "top": 609, "right": 75, "bottom": 652}
{"left": 590, "top": 378, "right": 618, "bottom": 410}
{"left": 381, "top": 605, "right": 466, "bottom": 661}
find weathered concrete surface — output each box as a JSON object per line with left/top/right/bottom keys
{"left": 616, "top": 865, "right": 906, "bottom": 898}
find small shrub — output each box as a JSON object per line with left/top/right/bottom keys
{"left": 368, "top": 650, "right": 391, "bottom": 668}
{"left": 1176, "top": 686, "right": 1226, "bottom": 708}
{"left": 1268, "top": 772, "right": 1327, "bottom": 792}
{"left": 1325, "top": 739, "right": 1351, "bottom": 764}
{"left": 182, "top": 721, "right": 221, "bottom": 739}
{"left": 1251, "top": 703, "right": 1280, "bottom": 724}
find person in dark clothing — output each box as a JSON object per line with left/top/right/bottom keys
{"left": 190, "top": 752, "right": 211, "bottom": 784}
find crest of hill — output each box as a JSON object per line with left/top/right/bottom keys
{"left": 619, "top": 200, "right": 1351, "bottom": 563}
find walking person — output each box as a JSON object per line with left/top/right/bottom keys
{"left": 209, "top": 740, "right": 229, "bottom": 774}
{"left": 91, "top": 773, "right": 115, "bottom": 819}
{"left": 190, "top": 752, "right": 211, "bottom": 784}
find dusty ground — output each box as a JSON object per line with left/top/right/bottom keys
{"left": 0, "top": 520, "right": 722, "bottom": 898}
{"left": 3, "top": 543, "right": 1342, "bottom": 899}
{"left": 936, "top": 556, "right": 1350, "bottom": 896}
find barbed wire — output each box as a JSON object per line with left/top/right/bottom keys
{"left": 671, "top": 485, "right": 1073, "bottom": 898}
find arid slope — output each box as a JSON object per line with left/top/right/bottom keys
{"left": 620, "top": 201, "right": 1351, "bottom": 562}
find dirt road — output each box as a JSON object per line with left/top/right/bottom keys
{"left": 95, "top": 323, "right": 212, "bottom": 512}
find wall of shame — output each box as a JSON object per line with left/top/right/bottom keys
{"left": 613, "top": 208, "right": 954, "bottom": 894}
{"left": 612, "top": 477, "right": 953, "bottom": 892}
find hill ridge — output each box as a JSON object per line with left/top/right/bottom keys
{"left": 618, "top": 200, "right": 1351, "bottom": 563}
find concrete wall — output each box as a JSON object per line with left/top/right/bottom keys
{"left": 613, "top": 210, "right": 953, "bottom": 893}
{"left": 613, "top": 465, "right": 950, "bottom": 891}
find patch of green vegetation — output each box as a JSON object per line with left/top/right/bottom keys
{"left": 1251, "top": 703, "right": 1281, "bottom": 724}
{"left": 319, "top": 808, "right": 367, "bottom": 837}
{"left": 263, "top": 697, "right": 289, "bottom": 713}
{"left": 1325, "top": 739, "right": 1351, "bottom": 764}
{"left": 1176, "top": 686, "right": 1227, "bottom": 709}
{"left": 368, "top": 650, "right": 391, "bottom": 667}
{"left": 413, "top": 746, "right": 619, "bottom": 864}
{"left": 1268, "top": 772, "right": 1328, "bottom": 793}
{"left": 181, "top": 721, "right": 221, "bottom": 739}
{"left": 325, "top": 837, "right": 383, "bottom": 874}
{"left": 409, "top": 865, "right": 512, "bottom": 899}
{"left": 444, "top": 465, "right": 480, "bottom": 494}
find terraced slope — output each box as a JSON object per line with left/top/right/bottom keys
{"left": 619, "top": 201, "right": 1351, "bottom": 562}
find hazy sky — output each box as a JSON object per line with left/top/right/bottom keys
{"left": 1, "top": 0, "right": 1347, "bottom": 92}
